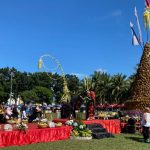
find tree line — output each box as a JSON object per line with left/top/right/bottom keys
{"left": 0, "top": 67, "right": 136, "bottom": 104}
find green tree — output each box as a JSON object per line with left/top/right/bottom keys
{"left": 110, "top": 74, "right": 130, "bottom": 104}
{"left": 33, "top": 86, "right": 53, "bottom": 104}
{"left": 52, "top": 73, "right": 64, "bottom": 103}
{"left": 0, "top": 67, "right": 134, "bottom": 104}
{"left": 20, "top": 90, "right": 39, "bottom": 103}
{"left": 65, "top": 74, "right": 80, "bottom": 93}
{"left": 31, "top": 72, "right": 53, "bottom": 89}
{"left": 91, "top": 71, "right": 112, "bottom": 104}
{"left": 0, "top": 86, "right": 8, "bottom": 103}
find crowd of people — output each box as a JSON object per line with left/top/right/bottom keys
{"left": 0, "top": 89, "right": 97, "bottom": 124}
{"left": 0, "top": 103, "right": 59, "bottom": 124}
{"left": 1, "top": 89, "right": 150, "bottom": 144}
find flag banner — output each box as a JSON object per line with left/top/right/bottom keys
{"left": 134, "top": 7, "right": 143, "bottom": 45}
{"left": 130, "top": 21, "right": 134, "bottom": 28}
{"left": 143, "top": 10, "right": 150, "bottom": 29}
{"left": 130, "top": 22, "right": 139, "bottom": 46}
{"left": 145, "top": 0, "right": 150, "bottom": 7}
{"left": 132, "top": 34, "right": 139, "bottom": 45}
{"left": 38, "top": 58, "right": 43, "bottom": 69}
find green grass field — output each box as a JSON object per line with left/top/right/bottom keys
{"left": 1, "top": 134, "right": 150, "bottom": 150}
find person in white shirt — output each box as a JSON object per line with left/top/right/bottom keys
{"left": 141, "top": 107, "right": 150, "bottom": 143}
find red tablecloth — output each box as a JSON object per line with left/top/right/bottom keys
{"left": 53, "top": 119, "right": 121, "bottom": 134}
{"left": 120, "top": 122, "right": 126, "bottom": 129}
{"left": 0, "top": 125, "right": 72, "bottom": 148}
{"left": 83, "top": 120, "right": 121, "bottom": 134}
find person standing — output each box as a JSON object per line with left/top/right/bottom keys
{"left": 70, "top": 91, "right": 79, "bottom": 118}
{"left": 141, "top": 107, "right": 150, "bottom": 143}
{"left": 86, "top": 90, "right": 95, "bottom": 120}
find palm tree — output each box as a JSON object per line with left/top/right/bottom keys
{"left": 91, "top": 71, "right": 101, "bottom": 90}
{"left": 83, "top": 76, "right": 93, "bottom": 91}
{"left": 110, "top": 74, "right": 130, "bottom": 104}
{"left": 98, "top": 73, "right": 112, "bottom": 104}
{"left": 91, "top": 72, "right": 111, "bottom": 104}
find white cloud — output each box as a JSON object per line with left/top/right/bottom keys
{"left": 95, "top": 68, "right": 107, "bottom": 73}
{"left": 100, "top": 10, "right": 122, "bottom": 21}
{"left": 110, "top": 10, "right": 122, "bottom": 17}
{"left": 88, "top": 10, "right": 122, "bottom": 23}
{"left": 71, "top": 73, "right": 87, "bottom": 79}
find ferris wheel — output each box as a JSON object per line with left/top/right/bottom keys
{"left": 38, "top": 54, "right": 71, "bottom": 103}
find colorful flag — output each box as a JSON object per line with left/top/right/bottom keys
{"left": 145, "top": 0, "right": 150, "bottom": 7}
{"left": 134, "top": 7, "right": 143, "bottom": 45}
{"left": 130, "top": 22, "right": 139, "bottom": 46}
{"left": 38, "top": 58, "right": 43, "bottom": 69}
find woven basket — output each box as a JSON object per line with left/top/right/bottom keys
{"left": 38, "top": 124, "right": 48, "bottom": 128}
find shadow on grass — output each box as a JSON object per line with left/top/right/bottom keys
{"left": 125, "top": 136, "right": 144, "bottom": 143}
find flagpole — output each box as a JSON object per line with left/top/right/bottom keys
{"left": 147, "top": 30, "right": 149, "bottom": 43}
{"left": 135, "top": 6, "right": 143, "bottom": 47}
{"left": 139, "top": 41, "right": 144, "bottom": 50}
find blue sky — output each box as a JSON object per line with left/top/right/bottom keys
{"left": 0, "top": 0, "right": 146, "bottom": 78}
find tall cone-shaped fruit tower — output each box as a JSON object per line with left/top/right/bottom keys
{"left": 126, "top": 2, "right": 150, "bottom": 110}
{"left": 126, "top": 43, "right": 150, "bottom": 110}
